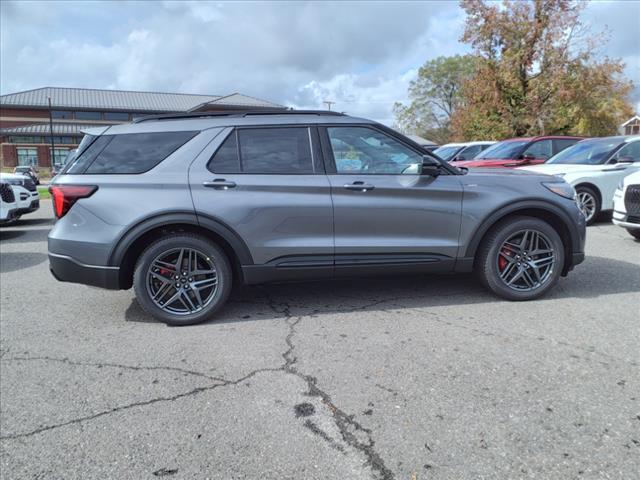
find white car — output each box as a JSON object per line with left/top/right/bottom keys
{"left": 612, "top": 170, "right": 640, "bottom": 240}
{"left": 0, "top": 173, "right": 40, "bottom": 218}
{"left": 519, "top": 136, "right": 640, "bottom": 224}
{"left": 0, "top": 179, "right": 19, "bottom": 225}
{"left": 433, "top": 141, "right": 496, "bottom": 162}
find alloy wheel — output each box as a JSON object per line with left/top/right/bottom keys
{"left": 146, "top": 248, "right": 218, "bottom": 315}
{"left": 496, "top": 229, "right": 556, "bottom": 292}
{"left": 576, "top": 191, "right": 596, "bottom": 222}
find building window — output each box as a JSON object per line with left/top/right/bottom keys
{"left": 51, "top": 136, "right": 76, "bottom": 144}
{"left": 75, "top": 111, "right": 102, "bottom": 120}
{"left": 50, "top": 148, "right": 70, "bottom": 166}
{"left": 52, "top": 110, "right": 73, "bottom": 119}
{"left": 9, "top": 136, "right": 43, "bottom": 143}
{"left": 104, "top": 112, "right": 130, "bottom": 121}
{"left": 17, "top": 148, "right": 39, "bottom": 166}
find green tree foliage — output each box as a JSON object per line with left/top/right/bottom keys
{"left": 393, "top": 55, "right": 477, "bottom": 143}
{"left": 451, "top": 0, "right": 634, "bottom": 139}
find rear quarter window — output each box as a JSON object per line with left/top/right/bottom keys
{"left": 74, "top": 131, "right": 197, "bottom": 174}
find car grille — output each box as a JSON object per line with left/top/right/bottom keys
{"left": 624, "top": 185, "right": 640, "bottom": 215}
{"left": 0, "top": 183, "right": 16, "bottom": 203}
{"left": 22, "top": 177, "right": 37, "bottom": 192}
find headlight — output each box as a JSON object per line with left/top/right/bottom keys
{"left": 542, "top": 181, "right": 576, "bottom": 200}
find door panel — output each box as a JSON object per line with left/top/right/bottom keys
{"left": 189, "top": 127, "right": 334, "bottom": 266}
{"left": 322, "top": 126, "right": 463, "bottom": 269}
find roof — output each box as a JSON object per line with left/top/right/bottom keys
{"left": 189, "top": 93, "right": 286, "bottom": 111}
{"left": 0, "top": 87, "right": 282, "bottom": 112}
{"left": 501, "top": 135, "right": 584, "bottom": 142}
{"left": 621, "top": 115, "right": 640, "bottom": 127}
{"left": 0, "top": 123, "right": 98, "bottom": 136}
{"left": 438, "top": 141, "right": 497, "bottom": 147}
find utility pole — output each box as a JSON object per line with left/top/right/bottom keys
{"left": 323, "top": 100, "right": 335, "bottom": 111}
{"left": 47, "top": 97, "right": 56, "bottom": 170}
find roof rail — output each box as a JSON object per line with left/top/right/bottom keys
{"left": 133, "top": 109, "right": 345, "bottom": 123}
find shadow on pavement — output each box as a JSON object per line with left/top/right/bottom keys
{"left": 122, "top": 254, "right": 640, "bottom": 326}
{"left": 0, "top": 252, "right": 48, "bottom": 273}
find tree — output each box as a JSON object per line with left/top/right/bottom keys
{"left": 393, "top": 55, "right": 477, "bottom": 143}
{"left": 451, "top": 0, "right": 634, "bottom": 139}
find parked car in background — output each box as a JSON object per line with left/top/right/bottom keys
{"left": 433, "top": 141, "right": 496, "bottom": 162}
{"left": 0, "top": 179, "right": 19, "bottom": 225}
{"left": 13, "top": 165, "right": 40, "bottom": 184}
{"left": 0, "top": 173, "right": 40, "bottom": 218}
{"left": 48, "top": 110, "right": 585, "bottom": 326}
{"left": 612, "top": 170, "right": 640, "bottom": 239}
{"left": 451, "top": 136, "right": 583, "bottom": 169}
{"left": 519, "top": 136, "right": 640, "bottom": 224}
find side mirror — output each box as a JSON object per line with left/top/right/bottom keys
{"left": 520, "top": 153, "right": 536, "bottom": 162}
{"left": 422, "top": 155, "right": 442, "bottom": 177}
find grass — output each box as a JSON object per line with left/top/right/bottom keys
{"left": 37, "top": 186, "right": 51, "bottom": 199}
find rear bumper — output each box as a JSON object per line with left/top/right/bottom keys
{"left": 49, "top": 253, "right": 121, "bottom": 290}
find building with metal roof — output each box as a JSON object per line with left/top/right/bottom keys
{"left": 0, "top": 87, "right": 285, "bottom": 169}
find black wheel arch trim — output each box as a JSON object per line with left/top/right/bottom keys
{"left": 464, "top": 199, "right": 581, "bottom": 259}
{"left": 108, "top": 210, "right": 253, "bottom": 268}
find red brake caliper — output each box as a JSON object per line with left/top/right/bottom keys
{"left": 498, "top": 248, "right": 510, "bottom": 271}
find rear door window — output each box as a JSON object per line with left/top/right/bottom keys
{"left": 522, "top": 139, "right": 553, "bottom": 160}
{"left": 85, "top": 131, "right": 197, "bottom": 174}
{"left": 208, "top": 127, "right": 314, "bottom": 174}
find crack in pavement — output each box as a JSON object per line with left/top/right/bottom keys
{"left": 3, "top": 289, "right": 396, "bottom": 479}
{"left": 257, "top": 288, "right": 395, "bottom": 480}
{"left": 0, "top": 356, "right": 229, "bottom": 383}
{"left": 0, "top": 366, "right": 279, "bottom": 441}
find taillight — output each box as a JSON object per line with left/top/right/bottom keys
{"left": 49, "top": 185, "right": 98, "bottom": 218}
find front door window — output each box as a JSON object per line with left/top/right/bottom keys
{"left": 327, "top": 127, "right": 423, "bottom": 175}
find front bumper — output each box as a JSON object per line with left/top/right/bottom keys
{"left": 17, "top": 198, "right": 40, "bottom": 215}
{"left": 0, "top": 208, "right": 19, "bottom": 225}
{"left": 612, "top": 210, "right": 640, "bottom": 229}
{"left": 49, "top": 253, "right": 121, "bottom": 289}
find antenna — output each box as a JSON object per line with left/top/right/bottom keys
{"left": 323, "top": 100, "right": 336, "bottom": 111}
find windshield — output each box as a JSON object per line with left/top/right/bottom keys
{"left": 547, "top": 138, "right": 619, "bottom": 165}
{"left": 475, "top": 140, "right": 529, "bottom": 160}
{"left": 433, "top": 145, "right": 462, "bottom": 161}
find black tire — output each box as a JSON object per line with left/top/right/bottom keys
{"left": 626, "top": 228, "right": 640, "bottom": 240}
{"left": 575, "top": 185, "right": 600, "bottom": 225}
{"left": 133, "top": 233, "right": 232, "bottom": 326}
{"left": 476, "top": 216, "right": 565, "bottom": 301}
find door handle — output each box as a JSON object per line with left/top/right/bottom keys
{"left": 203, "top": 179, "right": 237, "bottom": 190}
{"left": 344, "top": 181, "right": 375, "bottom": 192}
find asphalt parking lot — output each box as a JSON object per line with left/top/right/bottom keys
{"left": 0, "top": 201, "right": 638, "bottom": 480}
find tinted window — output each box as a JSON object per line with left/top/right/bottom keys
{"left": 64, "top": 135, "right": 112, "bottom": 174}
{"left": 52, "top": 110, "right": 73, "bottom": 119}
{"left": 553, "top": 138, "right": 579, "bottom": 154}
{"left": 547, "top": 138, "right": 620, "bottom": 165}
{"left": 328, "top": 127, "right": 423, "bottom": 174}
{"left": 457, "top": 145, "right": 485, "bottom": 160}
{"left": 475, "top": 140, "right": 529, "bottom": 159}
{"left": 522, "top": 139, "right": 553, "bottom": 160}
{"left": 104, "top": 112, "right": 130, "bottom": 121}
{"left": 208, "top": 131, "right": 241, "bottom": 173}
{"left": 238, "top": 128, "right": 313, "bottom": 174}
{"left": 433, "top": 145, "right": 463, "bottom": 161}
{"left": 75, "top": 111, "right": 102, "bottom": 120}
{"left": 85, "top": 131, "right": 197, "bottom": 174}
{"left": 611, "top": 141, "right": 640, "bottom": 162}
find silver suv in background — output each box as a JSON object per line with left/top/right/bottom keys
{"left": 48, "top": 111, "right": 586, "bottom": 325}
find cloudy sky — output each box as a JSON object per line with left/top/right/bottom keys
{"left": 1, "top": 0, "right": 638, "bottom": 125}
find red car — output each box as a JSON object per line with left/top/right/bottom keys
{"left": 450, "top": 136, "right": 583, "bottom": 168}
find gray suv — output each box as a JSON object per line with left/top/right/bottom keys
{"left": 48, "top": 111, "right": 586, "bottom": 325}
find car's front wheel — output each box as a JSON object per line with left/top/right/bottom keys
{"left": 476, "top": 216, "right": 565, "bottom": 301}
{"left": 133, "top": 234, "right": 232, "bottom": 326}
{"left": 575, "top": 186, "right": 600, "bottom": 225}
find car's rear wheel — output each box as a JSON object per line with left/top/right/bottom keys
{"left": 133, "top": 234, "right": 232, "bottom": 326}
{"left": 476, "top": 216, "right": 565, "bottom": 301}
{"left": 626, "top": 228, "right": 640, "bottom": 240}
{"left": 575, "top": 186, "right": 600, "bottom": 225}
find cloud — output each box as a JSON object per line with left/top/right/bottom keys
{"left": 1, "top": 0, "right": 637, "bottom": 124}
